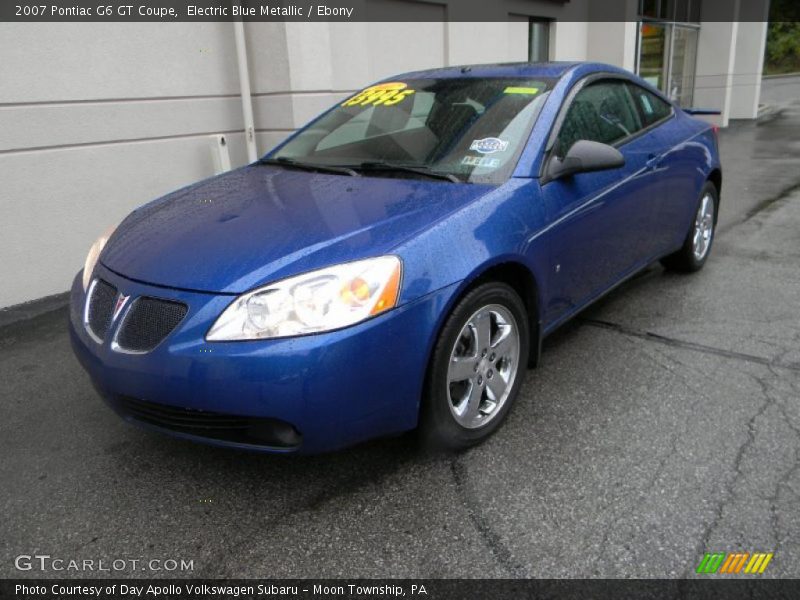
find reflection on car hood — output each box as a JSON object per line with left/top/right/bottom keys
{"left": 101, "top": 164, "right": 494, "bottom": 294}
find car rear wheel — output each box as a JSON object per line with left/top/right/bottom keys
{"left": 661, "top": 181, "right": 718, "bottom": 272}
{"left": 420, "top": 282, "right": 529, "bottom": 450}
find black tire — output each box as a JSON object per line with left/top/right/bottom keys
{"left": 661, "top": 181, "right": 719, "bottom": 272}
{"left": 420, "top": 282, "right": 530, "bottom": 451}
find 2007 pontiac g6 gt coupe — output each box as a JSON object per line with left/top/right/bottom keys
{"left": 70, "top": 62, "right": 721, "bottom": 453}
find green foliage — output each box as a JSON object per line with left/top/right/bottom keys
{"left": 766, "top": 0, "right": 800, "bottom": 74}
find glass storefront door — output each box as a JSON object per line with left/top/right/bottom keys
{"left": 669, "top": 26, "right": 698, "bottom": 107}
{"left": 639, "top": 22, "right": 668, "bottom": 90}
{"left": 637, "top": 22, "right": 699, "bottom": 107}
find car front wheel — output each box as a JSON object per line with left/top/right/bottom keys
{"left": 420, "top": 282, "right": 530, "bottom": 450}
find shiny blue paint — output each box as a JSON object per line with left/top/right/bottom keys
{"left": 72, "top": 62, "right": 721, "bottom": 453}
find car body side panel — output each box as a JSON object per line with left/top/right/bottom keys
{"left": 537, "top": 139, "right": 658, "bottom": 323}
{"left": 624, "top": 117, "right": 683, "bottom": 260}
{"left": 392, "top": 114, "right": 720, "bottom": 344}
{"left": 661, "top": 117, "right": 721, "bottom": 251}
{"left": 392, "top": 177, "right": 551, "bottom": 311}
{"left": 638, "top": 111, "right": 720, "bottom": 256}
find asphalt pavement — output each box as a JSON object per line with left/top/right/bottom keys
{"left": 2, "top": 97, "right": 800, "bottom": 579}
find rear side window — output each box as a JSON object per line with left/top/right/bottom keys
{"left": 627, "top": 84, "right": 672, "bottom": 127}
{"left": 555, "top": 80, "right": 642, "bottom": 156}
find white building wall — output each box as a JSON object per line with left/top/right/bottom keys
{"left": 507, "top": 16, "right": 531, "bottom": 60}
{"left": 586, "top": 22, "right": 638, "bottom": 71}
{"left": 729, "top": 21, "right": 769, "bottom": 119}
{"left": 694, "top": 21, "right": 739, "bottom": 126}
{"left": 0, "top": 23, "right": 254, "bottom": 308}
{"left": 550, "top": 21, "right": 589, "bottom": 61}
{"left": 693, "top": 0, "right": 767, "bottom": 125}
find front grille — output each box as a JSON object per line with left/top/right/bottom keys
{"left": 86, "top": 279, "right": 117, "bottom": 341}
{"left": 112, "top": 396, "right": 302, "bottom": 448}
{"left": 116, "top": 297, "right": 188, "bottom": 352}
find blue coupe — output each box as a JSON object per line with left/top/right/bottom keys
{"left": 69, "top": 62, "right": 721, "bottom": 453}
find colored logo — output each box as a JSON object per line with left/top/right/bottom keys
{"left": 112, "top": 294, "right": 130, "bottom": 322}
{"left": 469, "top": 137, "right": 509, "bottom": 154}
{"left": 696, "top": 552, "right": 773, "bottom": 574}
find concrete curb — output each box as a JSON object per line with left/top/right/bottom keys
{"left": 762, "top": 72, "right": 800, "bottom": 80}
{"left": 0, "top": 291, "right": 69, "bottom": 329}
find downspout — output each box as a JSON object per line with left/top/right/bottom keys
{"left": 233, "top": 21, "right": 258, "bottom": 162}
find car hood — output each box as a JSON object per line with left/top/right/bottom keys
{"left": 101, "top": 164, "right": 494, "bottom": 294}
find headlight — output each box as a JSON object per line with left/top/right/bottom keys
{"left": 206, "top": 256, "right": 402, "bottom": 341}
{"left": 82, "top": 224, "right": 117, "bottom": 291}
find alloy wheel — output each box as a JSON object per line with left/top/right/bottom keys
{"left": 693, "top": 193, "right": 715, "bottom": 260}
{"left": 446, "top": 304, "right": 520, "bottom": 429}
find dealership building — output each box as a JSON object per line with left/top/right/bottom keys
{"left": 0, "top": 0, "right": 770, "bottom": 308}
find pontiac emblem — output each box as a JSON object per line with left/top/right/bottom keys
{"left": 112, "top": 294, "right": 130, "bottom": 321}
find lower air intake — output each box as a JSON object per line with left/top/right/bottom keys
{"left": 112, "top": 396, "right": 302, "bottom": 448}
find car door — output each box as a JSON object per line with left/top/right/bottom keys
{"left": 623, "top": 82, "right": 684, "bottom": 260}
{"left": 537, "top": 78, "right": 662, "bottom": 326}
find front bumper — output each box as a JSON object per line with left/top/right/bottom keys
{"left": 69, "top": 264, "right": 459, "bottom": 453}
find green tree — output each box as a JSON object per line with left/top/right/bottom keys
{"left": 765, "top": 0, "right": 800, "bottom": 74}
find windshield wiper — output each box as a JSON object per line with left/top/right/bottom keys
{"left": 259, "top": 157, "right": 359, "bottom": 177}
{"left": 350, "top": 161, "right": 461, "bottom": 183}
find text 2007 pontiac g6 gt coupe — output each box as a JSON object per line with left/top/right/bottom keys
{"left": 70, "top": 62, "right": 721, "bottom": 453}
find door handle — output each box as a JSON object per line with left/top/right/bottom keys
{"left": 646, "top": 153, "right": 661, "bottom": 169}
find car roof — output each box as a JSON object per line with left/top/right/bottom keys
{"left": 383, "top": 61, "right": 660, "bottom": 100}
{"left": 390, "top": 61, "right": 586, "bottom": 81}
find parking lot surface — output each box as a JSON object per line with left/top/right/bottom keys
{"left": 2, "top": 99, "right": 800, "bottom": 578}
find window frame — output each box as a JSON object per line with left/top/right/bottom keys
{"left": 540, "top": 72, "right": 676, "bottom": 183}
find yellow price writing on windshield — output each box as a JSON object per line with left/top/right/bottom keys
{"left": 342, "top": 82, "right": 416, "bottom": 107}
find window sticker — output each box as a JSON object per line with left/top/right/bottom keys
{"left": 462, "top": 156, "right": 500, "bottom": 168}
{"left": 504, "top": 86, "right": 539, "bottom": 95}
{"left": 469, "top": 137, "right": 509, "bottom": 154}
{"left": 640, "top": 95, "right": 654, "bottom": 115}
{"left": 341, "top": 82, "right": 416, "bottom": 108}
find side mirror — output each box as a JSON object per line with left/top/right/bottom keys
{"left": 547, "top": 140, "right": 625, "bottom": 181}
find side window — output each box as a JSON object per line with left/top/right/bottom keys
{"left": 555, "top": 80, "right": 642, "bottom": 156}
{"left": 627, "top": 84, "right": 672, "bottom": 128}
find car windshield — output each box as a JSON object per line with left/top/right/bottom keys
{"left": 270, "top": 77, "right": 555, "bottom": 184}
